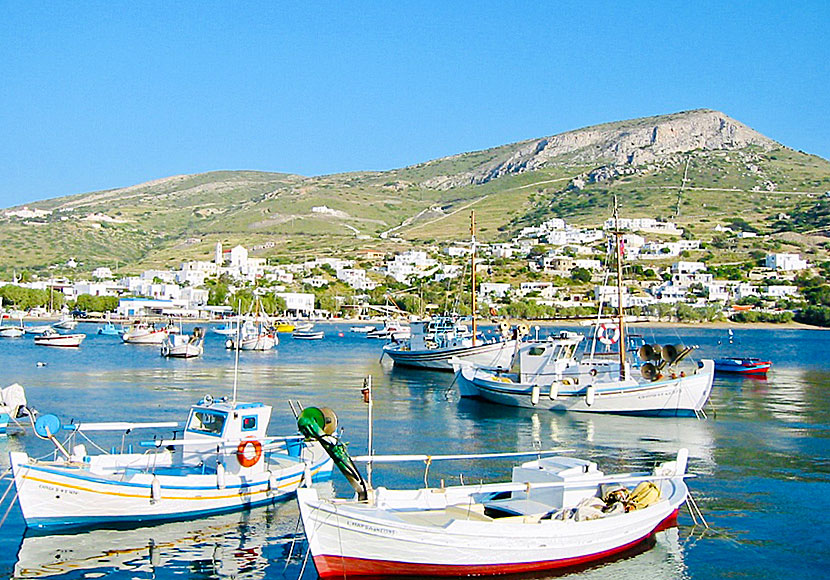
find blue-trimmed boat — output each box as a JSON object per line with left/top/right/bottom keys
{"left": 714, "top": 357, "right": 771, "bottom": 375}
{"left": 9, "top": 395, "right": 334, "bottom": 530}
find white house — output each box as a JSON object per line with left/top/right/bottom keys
{"left": 479, "top": 282, "right": 512, "bottom": 299}
{"left": 275, "top": 292, "right": 315, "bottom": 316}
{"left": 765, "top": 253, "right": 808, "bottom": 271}
{"left": 91, "top": 267, "right": 113, "bottom": 280}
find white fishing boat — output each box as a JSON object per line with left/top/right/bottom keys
{"left": 366, "top": 321, "right": 410, "bottom": 340}
{"left": 33, "top": 328, "right": 86, "bottom": 347}
{"left": 295, "top": 407, "right": 693, "bottom": 578}
{"left": 383, "top": 316, "right": 519, "bottom": 371}
{"left": 292, "top": 324, "right": 324, "bottom": 340}
{"left": 24, "top": 324, "right": 52, "bottom": 335}
{"left": 160, "top": 327, "right": 204, "bottom": 358}
{"left": 122, "top": 321, "right": 169, "bottom": 345}
{"left": 52, "top": 316, "right": 78, "bottom": 330}
{"left": 453, "top": 200, "right": 714, "bottom": 417}
{"left": 349, "top": 324, "right": 376, "bottom": 333}
{"left": 0, "top": 320, "right": 25, "bottom": 338}
{"left": 224, "top": 301, "right": 278, "bottom": 351}
{"left": 0, "top": 383, "right": 28, "bottom": 435}
{"left": 9, "top": 395, "right": 335, "bottom": 530}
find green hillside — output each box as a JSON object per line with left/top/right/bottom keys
{"left": 2, "top": 110, "right": 829, "bottom": 278}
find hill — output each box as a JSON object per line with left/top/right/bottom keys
{"left": 1, "top": 109, "right": 828, "bottom": 277}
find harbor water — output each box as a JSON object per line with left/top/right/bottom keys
{"left": 0, "top": 323, "right": 827, "bottom": 579}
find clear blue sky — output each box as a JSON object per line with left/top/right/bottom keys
{"left": 1, "top": 1, "right": 827, "bottom": 208}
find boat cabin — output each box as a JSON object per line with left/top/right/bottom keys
{"left": 180, "top": 396, "right": 272, "bottom": 472}
{"left": 516, "top": 333, "right": 583, "bottom": 384}
{"left": 407, "top": 317, "right": 472, "bottom": 350}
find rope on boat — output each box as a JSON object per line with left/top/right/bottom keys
{"left": 443, "top": 374, "right": 458, "bottom": 400}
{"left": 685, "top": 489, "right": 709, "bottom": 528}
{"left": 283, "top": 514, "right": 304, "bottom": 571}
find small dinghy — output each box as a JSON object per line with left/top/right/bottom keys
{"left": 295, "top": 406, "right": 693, "bottom": 578}
{"left": 714, "top": 357, "right": 771, "bottom": 375}
{"left": 9, "top": 395, "right": 335, "bottom": 530}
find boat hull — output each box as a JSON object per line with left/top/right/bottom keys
{"left": 0, "top": 327, "right": 25, "bottom": 338}
{"left": 455, "top": 360, "right": 714, "bottom": 416}
{"left": 123, "top": 331, "right": 168, "bottom": 344}
{"left": 714, "top": 358, "right": 770, "bottom": 375}
{"left": 298, "top": 483, "right": 685, "bottom": 578}
{"left": 10, "top": 452, "right": 332, "bottom": 530}
{"left": 385, "top": 340, "right": 517, "bottom": 372}
{"left": 34, "top": 334, "right": 86, "bottom": 347}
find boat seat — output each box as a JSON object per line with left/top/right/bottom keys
{"left": 483, "top": 498, "right": 553, "bottom": 518}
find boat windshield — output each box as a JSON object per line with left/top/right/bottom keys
{"left": 186, "top": 409, "right": 227, "bottom": 437}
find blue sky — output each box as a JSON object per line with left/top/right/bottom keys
{"left": 1, "top": 1, "right": 827, "bottom": 207}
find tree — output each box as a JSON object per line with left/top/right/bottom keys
{"left": 570, "top": 267, "right": 592, "bottom": 283}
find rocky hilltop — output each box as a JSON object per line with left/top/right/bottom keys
{"left": 423, "top": 109, "right": 779, "bottom": 189}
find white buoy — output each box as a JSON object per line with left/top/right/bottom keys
{"left": 531, "top": 385, "right": 540, "bottom": 406}
{"left": 585, "top": 385, "right": 596, "bottom": 407}
{"left": 151, "top": 477, "right": 161, "bottom": 501}
{"left": 216, "top": 462, "right": 226, "bottom": 489}
{"left": 548, "top": 382, "right": 559, "bottom": 400}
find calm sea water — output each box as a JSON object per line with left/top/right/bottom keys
{"left": 0, "top": 323, "right": 827, "bottom": 579}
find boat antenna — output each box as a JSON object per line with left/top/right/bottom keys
{"left": 470, "top": 211, "right": 477, "bottom": 346}
{"left": 613, "top": 196, "right": 627, "bottom": 380}
{"left": 363, "top": 375, "right": 374, "bottom": 487}
{"left": 232, "top": 299, "right": 242, "bottom": 404}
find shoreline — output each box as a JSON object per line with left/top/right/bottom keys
{"left": 12, "top": 314, "right": 826, "bottom": 331}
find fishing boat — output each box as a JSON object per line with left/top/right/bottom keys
{"left": 292, "top": 325, "right": 324, "bottom": 340}
{"left": 714, "top": 357, "right": 771, "bottom": 375}
{"left": 8, "top": 395, "right": 335, "bottom": 530}
{"left": 453, "top": 199, "right": 714, "bottom": 417}
{"left": 350, "top": 324, "right": 377, "bottom": 333}
{"left": 97, "top": 321, "right": 121, "bottom": 335}
{"left": 122, "top": 321, "right": 169, "bottom": 345}
{"left": 0, "top": 383, "right": 28, "bottom": 435}
{"left": 384, "top": 315, "right": 519, "bottom": 371}
{"left": 366, "top": 321, "right": 410, "bottom": 340}
{"left": 224, "top": 323, "right": 278, "bottom": 350}
{"left": 52, "top": 316, "right": 78, "bottom": 330}
{"left": 33, "top": 328, "right": 86, "bottom": 347}
{"left": 275, "top": 320, "right": 296, "bottom": 333}
{"left": 24, "top": 324, "right": 52, "bottom": 335}
{"left": 295, "top": 406, "right": 693, "bottom": 578}
{"left": 161, "top": 327, "right": 204, "bottom": 358}
{"left": 212, "top": 320, "right": 240, "bottom": 336}
{"left": 0, "top": 319, "right": 25, "bottom": 338}
{"left": 224, "top": 301, "right": 278, "bottom": 351}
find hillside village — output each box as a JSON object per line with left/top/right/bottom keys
{"left": 0, "top": 210, "right": 817, "bottom": 325}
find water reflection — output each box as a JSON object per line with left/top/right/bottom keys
{"left": 13, "top": 501, "right": 305, "bottom": 579}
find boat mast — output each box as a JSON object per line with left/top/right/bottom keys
{"left": 470, "top": 211, "right": 477, "bottom": 346}
{"left": 613, "top": 196, "right": 626, "bottom": 380}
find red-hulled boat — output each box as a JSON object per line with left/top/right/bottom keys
{"left": 713, "top": 357, "right": 771, "bottom": 375}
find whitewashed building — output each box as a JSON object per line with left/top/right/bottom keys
{"left": 765, "top": 253, "right": 808, "bottom": 271}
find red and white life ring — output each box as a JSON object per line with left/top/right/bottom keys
{"left": 597, "top": 323, "right": 620, "bottom": 346}
{"left": 236, "top": 439, "right": 262, "bottom": 468}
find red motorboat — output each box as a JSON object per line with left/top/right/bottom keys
{"left": 713, "top": 357, "right": 771, "bottom": 375}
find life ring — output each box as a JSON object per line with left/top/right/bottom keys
{"left": 489, "top": 307, "right": 498, "bottom": 317}
{"left": 236, "top": 439, "right": 262, "bottom": 468}
{"left": 597, "top": 323, "right": 620, "bottom": 346}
